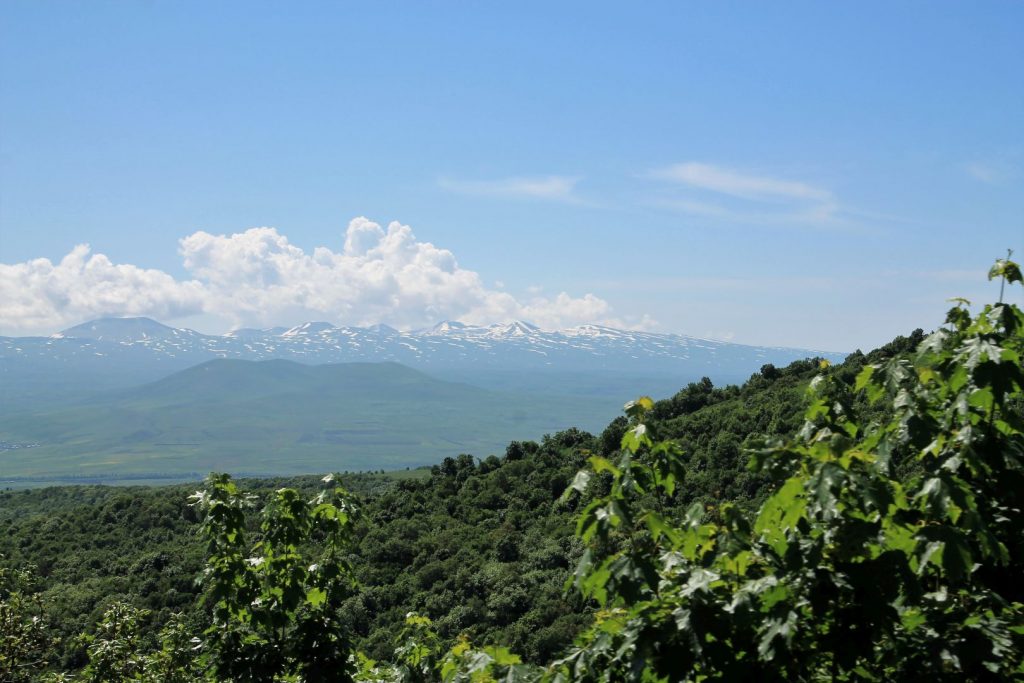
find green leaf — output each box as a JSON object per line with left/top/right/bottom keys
{"left": 989, "top": 257, "right": 1022, "bottom": 284}
{"left": 960, "top": 337, "right": 1004, "bottom": 371}
{"left": 882, "top": 518, "right": 916, "bottom": 555}
{"left": 580, "top": 558, "right": 611, "bottom": 605}
{"left": 755, "top": 476, "right": 806, "bottom": 540}
{"left": 916, "top": 526, "right": 973, "bottom": 581}
{"left": 620, "top": 424, "right": 652, "bottom": 453}
{"left": 623, "top": 396, "right": 654, "bottom": 419}
{"left": 854, "top": 365, "right": 876, "bottom": 392}
{"left": 305, "top": 587, "right": 327, "bottom": 608}
{"left": 643, "top": 512, "right": 681, "bottom": 546}
{"left": 588, "top": 456, "right": 620, "bottom": 477}
{"left": 483, "top": 645, "right": 521, "bottom": 666}
{"left": 758, "top": 611, "right": 797, "bottom": 661}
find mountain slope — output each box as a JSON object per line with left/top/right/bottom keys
{"left": 57, "top": 317, "right": 179, "bottom": 342}
{"left": 0, "top": 360, "right": 614, "bottom": 481}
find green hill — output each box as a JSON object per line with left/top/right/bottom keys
{"left": 0, "top": 359, "right": 616, "bottom": 482}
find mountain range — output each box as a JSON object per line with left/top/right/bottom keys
{"left": 0, "top": 317, "right": 847, "bottom": 484}
{"left": 1, "top": 317, "right": 848, "bottom": 409}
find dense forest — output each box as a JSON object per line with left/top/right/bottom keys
{"left": 2, "top": 259, "right": 1022, "bottom": 681}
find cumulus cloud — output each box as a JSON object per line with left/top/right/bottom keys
{"left": 0, "top": 217, "right": 636, "bottom": 335}
{"left": 0, "top": 245, "right": 206, "bottom": 335}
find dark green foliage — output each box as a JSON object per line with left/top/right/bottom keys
{"left": 0, "top": 472, "right": 418, "bottom": 673}
{"left": 0, "top": 485, "right": 205, "bottom": 671}
{"left": 78, "top": 603, "right": 153, "bottom": 682}
{"left": 1, "top": 563, "right": 54, "bottom": 681}
{"left": 348, "top": 431, "right": 595, "bottom": 664}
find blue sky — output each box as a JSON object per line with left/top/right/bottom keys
{"left": 1, "top": 1, "right": 1021, "bottom": 350}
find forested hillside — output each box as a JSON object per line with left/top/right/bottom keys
{"left": 2, "top": 260, "right": 1021, "bottom": 680}
{"left": 1, "top": 329, "right": 921, "bottom": 674}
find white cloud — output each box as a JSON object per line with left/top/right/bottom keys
{"left": 518, "top": 292, "right": 612, "bottom": 330}
{"left": 648, "top": 162, "right": 841, "bottom": 226}
{"left": 0, "top": 245, "right": 206, "bottom": 335}
{"left": 438, "top": 175, "right": 583, "bottom": 203}
{"left": 650, "top": 162, "right": 832, "bottom": 203}
{"left": 0, "top": 217, "right": 640, "bottom": 336}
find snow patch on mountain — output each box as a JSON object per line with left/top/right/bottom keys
{"left": 0, "top": 316, "right": 851, "bottom": 385}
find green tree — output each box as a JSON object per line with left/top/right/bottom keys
{"left": 144, "top": 613, "right": 205, "bottom": 683}
{"left": 0, "top": 562, "right": 53, "bottom": 682}
{"left": 77, "top": 602, "right": 150, "bottom": 683}
{"left": 190, "top": 473, "right": 360, "bottom": 682}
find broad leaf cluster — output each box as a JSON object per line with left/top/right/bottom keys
{"left": 549, "top": 261, "right": 1024, "bottom": 681}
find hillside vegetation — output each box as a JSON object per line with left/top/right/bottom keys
{"left": 1, "top": 259, "right": 1021, "bottom": 680}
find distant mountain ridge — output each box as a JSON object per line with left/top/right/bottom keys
{"left": 1, "top": 316, "right": 848, "bottom": 410}
{"left": 18, "top": 315, "right": 846, "bottom": 370}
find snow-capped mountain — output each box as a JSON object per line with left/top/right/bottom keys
{"left": 1, "top": 317, "right": 847, "bottom": 409}
{"left": 54, "top": 317, "right": 181, "bottom": 342}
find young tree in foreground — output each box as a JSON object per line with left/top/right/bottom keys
{"left": 191, "top": 473, "right": 360, "bottom": 682}
{"left": 547, "top": 257, "right": 1023, "bottom": 681}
